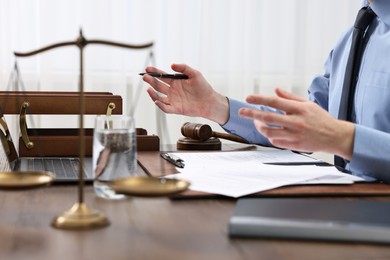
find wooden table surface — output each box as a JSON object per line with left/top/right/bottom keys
{"left": 1, "top": 185, "right": 390, "bottom": 260}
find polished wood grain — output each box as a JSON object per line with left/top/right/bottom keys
{"left": 1, "top": 186, "right": 390, "bottom": 260}
{"left": 2, "top": 143, "right": 390, "bottom": 259}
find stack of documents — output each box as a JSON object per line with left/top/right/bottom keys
{"left": 164, "top": 150, "right": 364, "bottom": 198}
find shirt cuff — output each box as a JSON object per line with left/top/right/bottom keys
{"left": 349, "top": 124, "right": 390, "bottom": 182}
{"left": 221, "top": 98, "right": 272, "bottom": 146}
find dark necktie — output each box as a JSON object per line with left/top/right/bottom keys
{"left": 334, "top": 7, "right": 376, "bottom": 168}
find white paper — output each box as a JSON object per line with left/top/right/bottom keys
{"left": 164, "top": 150, "right": 365, "bottom": 198}
{"left": 172, "top": 150, "right": 320, "bottom": 166}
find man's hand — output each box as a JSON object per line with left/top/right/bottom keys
{"left": 238, "top": 88, "right": 355, "bottom": 160}
{"left": 142, "top": 64, "right": 229, "bottom": 125}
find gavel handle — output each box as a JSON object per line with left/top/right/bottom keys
{"left": 212, "top": 131, "right": 248, "bottom": 144}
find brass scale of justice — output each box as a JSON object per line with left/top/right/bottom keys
{"left": 0, "top": 30, "right": 196, "bottom": 230}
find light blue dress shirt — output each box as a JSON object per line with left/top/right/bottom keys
{"left": 222, "top": 0, "right": 390, "bottom": 182}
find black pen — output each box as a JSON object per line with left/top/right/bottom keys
{"left": 264, "top": 162, "right": 332, "bottom": 167}
{"left": 139, "top": 72, "right": 189, "bottom": 79}
{"left": 160, "top": 153, "right": 185, "bottom": 168}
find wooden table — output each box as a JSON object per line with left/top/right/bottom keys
{"left": 1, "top": 185, "right": 390, "bottom": 260}
{"left": 2, "top": 143, "right": 390, "bottom": 260}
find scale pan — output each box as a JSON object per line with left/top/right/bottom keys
{"left": 0, "top": 171, "right": 54, "bottom": 189}
{"left": 109, "top": 176, "right": 190, "bottom": 197}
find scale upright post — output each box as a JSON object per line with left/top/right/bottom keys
{"left": 14, "top": 30, "right": 153, "bottom": 230}
{"left": 50, "top": 30, "right": 109, "bottom": 229}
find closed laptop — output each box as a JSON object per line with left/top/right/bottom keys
{"left": 229, "top": 198, "right": 390, "bottom": 244}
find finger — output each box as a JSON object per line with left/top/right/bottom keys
{"left": 253, "top": 119, "right": 281, "bottom": 136}
{"left": 147, "top": 88, "right": 176, "bottom": 114}
{"left": 143, "top": 76, "right": 171, "bottom": 95}
{"left": 260, "top": 128, "right": 289, "bottom": 140}
{"left": 253, "top": 122, "right": 304, "bottom": 150}
{"left": 154, "top": 100, "right": 176, "bottom": 114}
{"left": 255, "top": 121, "right": 297, "bottom": 139}
{"left": 146, "top": 87, "right": 169, "bottom": 104}
{"left": 269, "top": 138, "right": 308, "bottom": 152}
{"left": 252, "top": 118, "right": 269, "bottom": 129}
{"left": 253, "top": 121, "right": 291, "bottom": 148}
{"left": 144, "top": 66, "right": 175, "bottom": 85}
{"left": 245, "top": 94, "right": 301, "bottom": 114}
{"left": 275, "top": 88, "right": 306, "bottom": 102}
{"left": 239, "top": 108, "right": 296, "bottom": 129}
{"left": 146, "top": 87, "right": 159, "bottom": 102}
{"left": 171, "top": 63, "right": 197, "bottom": 78}
{"left": 145, "top": 66, "right": 166, "bottom": 74}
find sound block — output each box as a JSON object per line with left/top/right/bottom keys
{"left": 176, "top": 137, "right": 221, "bottom": 150}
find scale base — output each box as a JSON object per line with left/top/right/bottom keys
{"left": 177, "top": 137, "right": 221, "bottom": 150}
{"left": 52, "top": 202, "right": 109, "bottom": 230}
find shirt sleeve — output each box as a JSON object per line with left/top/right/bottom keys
{"left": 349, "top": 125, "right": 390, "bottom": 182}
{"left": 307, "top": 49, "right": 332, "bottom": 110}
{"left": 220, "top": 98, "right": 276, "bottom": 146}
{"left": 308, "top": 47, "right": 390, "bottom": 182}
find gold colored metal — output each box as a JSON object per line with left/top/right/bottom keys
{"left": 0, "top": 116, "right": 12, "bottom": 155}
{"left": 109, "top": 176, "right": 190, "bottom": 197}
{"left": 19, "top": 101, "right": 34, "bottom": 149}
{"left": 0, "top": 116, "right": 10, "bottom": 136}
{"left": 52, "top": 202, "right": 109, "bottom": 230}
{"left": 106, "top": 102, "right": 116, "bottom": 116}
{"left": 104, "top": 103, "right": 116, "bottom": 129}
{"left": 0, "top": 130, "right": 10, "bottom": 155}
{"left": 0, "top": 171, "right": 54, "bottom": 189}
{"left": 0, "top": 112, "right": 53, "bottom": 190}
{"left": 15, "top": 30, "right": 153, "bottom": 230}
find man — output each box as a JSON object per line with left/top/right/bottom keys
{"left": 142, "top": 0, "right": 390, "bottom": 183}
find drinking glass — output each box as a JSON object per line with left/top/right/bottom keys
{"left": 93, "top": 115, "right": 137, "bottom": 200}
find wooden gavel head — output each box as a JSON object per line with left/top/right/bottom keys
{"left": 181, "top": 122, "right": 213, "bottom": 141}
{"left": 178, "top": 122, "right": 248, "bottom": 150}
{"left": 181, "top": 122, "right": 249, "bottom": 144}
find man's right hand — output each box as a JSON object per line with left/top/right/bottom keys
{"left": 142, "top": 63, "right": 229, "bottom": 125}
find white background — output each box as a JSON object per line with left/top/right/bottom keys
{"left": 0, "top": 0, "right": 360, "bottom": 151}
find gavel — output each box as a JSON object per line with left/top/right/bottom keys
{"left": 181, "top": 122, "right": 248, "bottom": 144}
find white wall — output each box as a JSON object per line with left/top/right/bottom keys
{"left": 0, "top": 0, "right": 361, "bottom": 146}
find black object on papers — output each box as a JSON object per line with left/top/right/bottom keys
{"left": 139, "top": 72, "right": 188, "bottom": 79}
{"left": 160, "top": 152, "right": 185, "bottom": 168}
{"left": 229, "top": 198, "right": 390, "bottom": 244}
